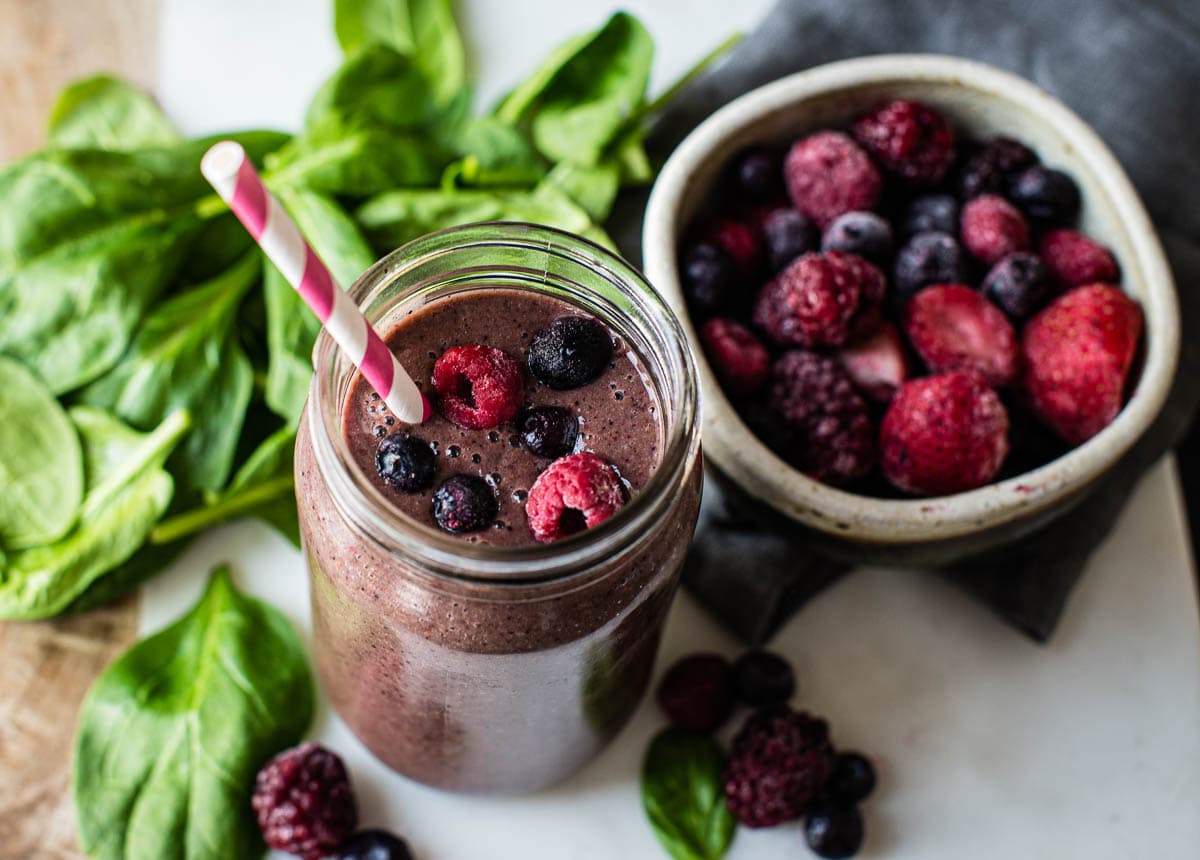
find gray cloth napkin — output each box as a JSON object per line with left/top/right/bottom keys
{"left": 611, "top": 0, "right": 1200, "bottom": 643}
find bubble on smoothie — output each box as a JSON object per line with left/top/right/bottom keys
{"left": 447, "top": 444, "right": 460, "bottom": 458}
{"left": 488, "top": 431, "right": 500, "bottom": 443}
{"left": 512, "top": 489, "right": 528, "bottom": 504}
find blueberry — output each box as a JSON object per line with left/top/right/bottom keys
{"left": 821, "top": 211, "right": 893, "bottom": 265}
{"left": 893, "top": 231, "right": 966, "bottom": 300}
{"left": 375, "top": 432, "right": 436, "bottom": 493}
{"left": 761, "top": 207, "right": 818, "bottom": 273}
{"left": 731, "top": 650, "right": 795, "bottom": 706}
{"left": 958, "top": 136, "right": 1037, "bottom": 199}
{"left": 982, "top": 252, "right": 1050, "bottom": 319}
{"left": 519, "top": 405, "right": 580, "bottom": 458}
{"left": 680, "top": 242, "right": 735, "bottom": 317}
{"left": 824, "top": 752, "right": 877, "bottom": 803}
{"left": 901, "top": 193, "right": 958, "bottom": 236}
{"left": 1008, "top": 166, "right": 1081, "bottom": 225}
{"left": 528, "top": 316, "right": 614, "bottom": 390}
{"left": 726, "top": 146, "right": 780, "bottom": 204}
{"left": 432, "top": 474, "right": 498, "bottom": 533}
{"left": 337, "top": 829, "right": 414, "bottom": 860}
{"left": 804, "top": 803, "right": 865, "bottom": 859}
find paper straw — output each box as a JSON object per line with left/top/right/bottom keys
{"left": 200, "top": 141, "right": 431, "bottom": 424}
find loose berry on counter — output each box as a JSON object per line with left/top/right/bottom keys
{"left": 904, "top": 284, "right": 1018, "bottom": 387}
{"left": 880, "top": 372, "right": 1010, "bottom": 496}
{"left": 252, "top": 742, "right": 358, "bottom": 860}
{"left": 752, "top": 252, "right": 885, "bottom": 349}
{"left": 1039, "top": 229, "right": 1119, "bottom": 288}
{"left": 518, "top": 406, "right": 580, "bottom": 459}
{"left": 432, "top": 474, "right": 499, "bottom": 533}
{"left": 528, "top": 316, "right": 614, "bottom": 390}
{"left": 337, "top": 830, "right": 415, "bottom": 860}
{"left": 526, "top": 452, "right": 625, "bottom": 542}
{"left": 982, "top": 252, "right": 1051, "bottom": 320}
{"left": 821, "top": 211, "right": 893, "bottom": 266}
{"left": 432, "top": 344, "right": 523, "bottom": 429}
{"left": 1008, "top": 165, "right": 1081, "bottom": 225}
{"left": 375, "top": 432, "right": 437, "bottom": 493}
{"left": 701, "top": 318, "right": 770, "bottom": 397}
{"left": 732, "top": 651, "right": 796, "bottom": 707}
{"left": 960, "top": 194, "right": 1029, "bottom": 265}
{"left": 656, "top": 653, "right": 736, "bottom": 733}
{"left": 804, "top": 802, "right": 866, "bottom": 859}
{"left": 892, "top": 231, "right": 967, "bottom": 301}
{"left": 837, "top": 321, "right": 910, "bottom": 403}
{"left": 725, "top": 146, "right": 782, "bottom": 205}
{"left": 852, "top": 99, "right": 955, "bottom": 186}
{"left": 681, "top": 242, "right": 737, "bottom": 317}
{"left": 784, "top": 131, "right": 882, "bottom": 228}
{"left": 824, "top": 752, "right": 877, "bottom": 803}
{"left": 900, "top": 193, "right": 958, "bottom": 237}
{"left": 760, "top": 206, "right": 819, "bottom": 273}
{"left": 957, "top": 135, "right": 1037, "bottom": 199}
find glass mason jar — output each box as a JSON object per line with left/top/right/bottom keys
{"left": 295, "top": 223, "right": 702, "bottom": 794}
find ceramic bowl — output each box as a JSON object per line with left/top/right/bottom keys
{"left": 642, "top": 54, "right": 1179, "bottom": 564}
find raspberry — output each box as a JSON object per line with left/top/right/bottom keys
{"left": 892, "top": 231, "right": 966, "bottom": 301}
{"left": 852, "top": 99, "right": 955, "bottom": 186}
{"left": 957, "top": 136, "right": 1038, "bottom": 199}
{"left": 725, "top": 146, "right": 782, "bottom": 205}
{"left": 904, "top": 284, "right": 1018, "bottom": 387}
{"left": 837, "top": 321, "right": 910, "bottom": 403}
{"left": 375, "top": 432, "right": 436, "bottom": 493}
{"left": 760, "top": 206, "right": 818, "bottom": 273}
{"left": 1022, "top": 283, "right": 1143, "bottom": 444}
{"left": 1039, "top": 229, "right": 1119, "bottom": 287}
{"left": 432, "top": 344, "right": 523, "bottom": 429}
{"left": 982, "top": 252, "right": 1051, "bottom": 320}
{"left": 680, "top": 242, "right": 736, "bottom": 317}
{"left": 752, "top": 252, "right": 885, "bottom": 349}
{"left": 1008, "top": 166, "right": 1081, "bottom": 225}
{"left": 783, "top": 131, "right": 882, "bottom": 228}
{"left": 526, "top": 452, "right": 625, "bottom": 542}
{"left": 698, "top": 217, "right": 763, "bottom": 277}
{"left": 901, "top": 193, "right": 958, "bottom": 237}
{"left": 252, "top": 742, "right": 358, "bottom": 860}
{"left": 701, "top": 317, "right": 770, "bottom": 397}
{"left": 723, "top": 707, "right": 835, "bottom": 828}
{"left": 960, "top": 194, "right": 1029, "bottom": 265}
{"left": 767, "top": 351, "right": 876, "bottom": 486}
{"left": 880, "top": 372, "right": 1009, "bottom": 496}
{"left": 656, "top": 653, "right": 736, "bottom": 733}
{"left": 731, "top": 651, "right": 796, "bottom": 707}
{"left": 518, "top": 405, "right": 579, "bottom": 458}
{"left": 821, "top": 211, "right": 893, "bottom": 266}
{"left": 432, "top": 474, "right": 498, "bottom": 533}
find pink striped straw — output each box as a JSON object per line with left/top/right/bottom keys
{"left": 200, "top": 141, "right": 431, "bottom": 424}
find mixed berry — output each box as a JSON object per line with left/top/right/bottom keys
{"left": 681, "top": 97, "right": 1144, "bottom": 497}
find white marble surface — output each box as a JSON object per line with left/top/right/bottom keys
{"left": 149, "top": 2, "right": 1200, "bottom": 856}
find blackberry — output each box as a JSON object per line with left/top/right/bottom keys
{"left": 252, "top": 742, "right": 358, "bottom": 860}
{"left": 958, "top": 135, "right": 1037, "bottom": 199}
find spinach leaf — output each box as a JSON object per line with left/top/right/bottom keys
{"left": 305, "top": 43, "right": 438, "bottom": 132}
{"left": 66, "top": 538, "right": 187, "bottom": 615}
{"left": 542, "top": 160, "right": 620, "bottom": 223}
{"left": 642, "top": 728, "right": 737, "bottom": 860}
{"left": 47, "top": 75, "right": 179, "bottom": 151}
{"left": 0, "top": 356, "right": 82, "bottom": 549}
{"left": 264, "top": 187, "right": 377, "bottom": 424}
{"left": 0, "top": 408, "right": 189, "bottom": 620}
{"left": 333, "top": 0, "right": 465, "bottom": 106}
{"left": 74, "top": 565, "right": 314, "bottom": 860}
{"left": 79, "top": 252, "right": 260, "bottom": 496}
{"left": 441, "top": 116, "right": 547, "bottom": 188}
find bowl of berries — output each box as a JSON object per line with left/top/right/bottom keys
{"left": 643, "top": 54, "right": 1179, "bottom": 563}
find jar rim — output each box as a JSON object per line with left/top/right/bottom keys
{"left": 307, "top": 222, "right": 700, "bottom": 583}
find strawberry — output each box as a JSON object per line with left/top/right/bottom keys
{"left": 837, "top": 321, "right": 910, "bottom": 403}
{"left": 880, "top": 372, "right": 1010, "bottom": 495}
{"left": 903, "top": 284, "right": 1018, "bottom": 387}
{"left": 1021, "top": 283, "right": 1143, "bottom": 444}
{"left": 1039, "top": 229, "right": 1119, "bottom": 288}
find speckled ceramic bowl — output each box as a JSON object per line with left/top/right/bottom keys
{"left": 643, "top": 55, "right": 1179, "bottom": 564}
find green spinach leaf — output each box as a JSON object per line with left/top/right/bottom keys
{"left": 642, "top": 728, "right": 737, "bottom": 860}
{"left": 0, "top": 356, "right": 82, "bottom": 549}
{"left": 74, "top": 565, "right": 314, "bottom": 860}
{"left": 541, "top": 160, "right": 620, "bottom": 223}
{"left": 47, "top": 75, "right": 180, "bottom": 151}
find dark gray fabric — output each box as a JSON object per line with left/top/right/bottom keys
{"left": 611, "top": 0, "right": 1200, "bottom": 643}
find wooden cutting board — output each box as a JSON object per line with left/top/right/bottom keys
{"left": 0, "top": 2, "right": 155, "bottom": 857}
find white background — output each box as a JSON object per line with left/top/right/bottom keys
{"left": 148, "top": 1, "right": 1200, "bottom": 857}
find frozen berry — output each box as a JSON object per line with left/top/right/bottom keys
{"left": 1039, "top": 229, "right": 1119, "bottom": 287}
{"left": 528, "top": 316, "right": 614, "bottom": 390}
{"left": 760, "top": 206, "right": 818, "bottom": 273}
{"left": 699, "top": 217, "right": 762, "bottom": 277}
{"left": 852, "top": 99, "right": 955, "bottom": 186}
{"left": 526, "top": 452, "right": 625, "bottom": 542}
{"left": 960, "top": 194, "right": 1029, "bottom": 265}
{"left": 432, "top": 474, "right": 498, "bottom": 533}
{"left": 656, "top": 653, "right": 736, "bottom": 733}
{"left": 701, "top": 318, "right": 770, "bottom": 397}
{"left": 784, "top": 131, "right": 882, "bottom": 228}
{"left": 821, "top": 211, "right": 893, "bottom": 265}
{"left": 723, "top": 707, "right": 835, "bottom": 828}
{"left": 1008, "top": 165, "right": 1080, "bottom": 225}
{"left": 252, "top": 742, "right": 358, "bottom": 860}
{"left": 767, "top": 351, "right": 876, "bottom": 486}
{"left": 982, "top": 252, "right": 1050, "bottom": 319}
{"left": 804, "top": 802, "right": 865, "bottom": 858}
{"left": 904, "top": 284, "right": 1018, "bottom": 387}
{"left": 337, "top": 830, "right": 414, "bottom": 860}
{"left": 432, "top": 344, "right": 523, "bottom": 429}
{"left": 824, "top": 752, "right": 876, "bottom": 803}
{"left": 519, "top": 406, "right": 579, "bottom": 458}
{"left": 680, "top": 242, "right": 736, "bottom": 317}
{"left": 726, "top": 146, "right": 781, "bottom": 204}
{"left": 375, "top": 432, "right": 436, "bottom": 493}
{"left": 837, "top": 322, "right": 910, "bottom": 403}
{"left": 881, "top": 372, "right": 1009, "bottom": 496}
{"left": 732, "top": 651, "right": 796, "bottom": 706}
{"left": 901, "top": 193, "right": 958, "bottom": 237}
{"left": 893, "top": 231, "right": 966, "bottom": 300}
{"left": 958, "top": 136, "right": 1037, "bottom": 198}
{"left": 753, "top": 252, "right": 885, "bottom": 349}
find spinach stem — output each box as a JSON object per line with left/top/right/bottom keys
{"left": 149, "top": 475, "right": 296, "bottom": 545}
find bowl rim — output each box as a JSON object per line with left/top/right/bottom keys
{"left": 642, "top": 53, "right": 1180, "bottom": 543}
